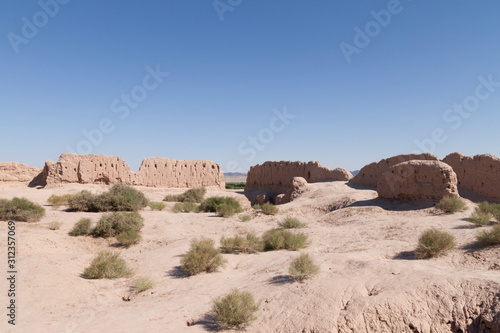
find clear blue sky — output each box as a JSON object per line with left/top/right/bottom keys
{"left": 1, "top": 0, "right": 499, "bottom": 172}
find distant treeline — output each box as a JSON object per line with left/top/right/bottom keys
{"left": 225, "top": 182, "right": 246, "bottom": 189}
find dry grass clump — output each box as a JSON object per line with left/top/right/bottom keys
{"left": 261, "top": 202, "right": 279, "bottom": 215}
{"left": 239, "top": 214, "right": 251, "bottom": 222}
{"left": 149, "top": 201, "right": 166, "bottom": 211}
{"left": 0, "top": 197, "right": 45, "bottom": 222}
{"left": 163, "top": 187, "right": 207, "bottom": 203}
{"left": 83, "top": 251, "right": 132, "bottom": 279}
{"left": 172, "top": 202, "right": 199, "bottom": 213}
{"left": 180, "top": 238, "right": 226, "bottom": 276}
{"left": 289, "top": 253, "right": 320, "bottom": 282}
{"left": 435, "top": 196, "right": 466, "bottom": 213}
{"left": 48, "top": 221, "right": 61, "bottom": 230}
{"left": 47, "top": 194, "right": 72, "bottom": 209}
{"left": 116, "top": 230, "right": 142, "bottom": 248}
{"left": 220, "top": 234, "right": 264, "bottom": 254}
{"left": 212, "top": 289, "right": 260, "bottom": 329}
{"left": 468, "top": 210, "right": 491, "bottom": 227}
{"left": 69, "top": 218, "right": 92, "bottom": 236}
{"left": 262, "top": 228, "right": 308, "bottom": 251}
{"left": 278, "top": 217, "right": 307, "bottom": 229}
{"left": 476, "top": 202, "right": 500, "bottom": 222}
{"left": 68, "top": 184, "right": 148, "bottom": 212}
{"left": 476, "top": 224, "right": 500, "bottom": 247}
{"left": 415, "top": 228, "right": 456, "bottom": 259}
{"left": 93, "top": 212, "right": 144, "bottom": 238}
{"left": 132, "top": 276, "right": 155, "bottom": 292}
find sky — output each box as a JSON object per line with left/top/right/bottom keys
{"left": 1, "top": 0, "right": 499, "bottom": 173}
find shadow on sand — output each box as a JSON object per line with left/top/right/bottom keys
{"left": 268, "top": 275, "right": 295, "bottom": 285}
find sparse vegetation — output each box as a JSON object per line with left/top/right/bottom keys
{"left": 261, "top": 202, "right": 279, "bottom": 215}
{"left": 212, "top": 289, "right": 260, "bottom": 329}
{"left": 435, "top": 196, "right": 466, "bottom": 213}
{"left": 262, "top": 228, "right": 308, "bottom": 251}
{"left": 48, "top": 221, "right": 61, "bottom": 230}
{"left": 199, "top": 197, "right": 242, "bottom": 217}
{"left": 225, "top": 182, "right": 246, "bottom": 190}
{"left": 180, "top": 238, "right": 226, "bottom": 276}
{"left": 47, "top": 194, "right": 72, "bottom": 209}
{"left": 68, "top": 184, "right": 148, "bottom": 212}
{"left": 220, "top": 233, "right": 264, "bottom": 254}
{"left": 69, "top": 218, "right": 92, "bottom": 236}
{"left": 239, "top": 215, "right": 251, "bottom": 222}
{"left": 149, "top": 201, "right": 166, "bottom": 211}
{"left": 163, "top": 187, "right": 207, "bottom": 203}
{"left": 475, "top": 201, "right": 500, "bottom": 223}
{"left": 116, "top": 230, "right": 142, "bottom": 248}
{"left": 0, "top": 197, "right": 45, "bottom": 222}
{"left": 476, "top": 224, "right": 500, "bottom": 247}
{"left": 468, "top": 209, "right": 491, "bottom": 227}
{"left": 278, "top": 217, "right": 307, "bottom": 229}
{"left": 289, "top": 253, "right": 320, "bottom": 282}
{"left": 171, "top": 202, "right": 198, "bottom": 213}
{"left": 252, "top": 204, "right": 262, "bottom": 210}
{"left": 415, "top": 228, "right": 456, "bottom": 259}
{"left": 132, "top": 276, "right": 155, "bottom": 292}
{"left": 83, "top": 251, "right": 132, "bottom": 279}
{"left": 93, "top": 212, "right": 144, "bottom": 238}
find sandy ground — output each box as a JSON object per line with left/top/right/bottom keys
{"left": 0, "top": 182, "right": 499, "bottom": 333}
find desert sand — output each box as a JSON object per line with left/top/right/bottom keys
{"left": 1, "top": 181, "right": 499, "bottom": 333}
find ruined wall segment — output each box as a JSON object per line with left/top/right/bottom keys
{"left": 0, "top": 162, "right": 41, "bottom": 182}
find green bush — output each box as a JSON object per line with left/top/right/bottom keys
{"left": 199, "top": 197, "right": 242, "bottom": 217}
{"left": 149, "top": 201, "right": 166, "bottom": 211}
{"left": 262, "top": 228, "right": 308, "bottom": 251}
{"left": 477, "top": 201, "right": 491, "bottom": 214}
{"left": 220, "top": 233, "right": 264, "bottom": 254}
{"left": 68, "top": 191, "right": 95, "bottom": 212}
{"left": 93, "top": 212, "right": 144, "bottom": 238}
{"left": 69, "top": 218, "right": 92, "bottom": 236}
{"left": 68, "top": 184, "right": 148, "bottom": 212}
{"left": 132, "top": 276, "right": 154, "bottom": 292}
{"left": 289, "top": 253, "right": 320, "bottom": 282}
{"left": 468, "top": 209, "right": 491, "bottom": 227}
{"left": 261, "top": 202, "right": 279, "bottom": 215}
{"left": 239, "top": 215, "right": 251, "bottom": 222}
{"left": 47, "top": 194, "right": 72, "bottom": 209}
{"left": 435, "top": 196, "right": 466, "bottom": 213}
{"left": 225, "top": 182, "right": 246, "bottom": 190}
{"left": 415, "top": 228, "right": 456, "bottom": 259}
{"left": 475, "top": 202, "right": 500, "bottom": 223}
{"left": 116, "top": 230, "right": 142, "bottom": 248}
{"left": 83, "top": 251, "right": 132, "bottom": 279}
{"left": 212, "top": 289, "right": 260, "bottom": 329}
{"left": 278, "top": 217, "right": 307, "bottom": 229}
{"left": 171, "top": 202, "right": 198, "bottom": 213}
{"left": 477, "top": 224, "right": 500, "bottom": 247}
{"left": 180, "top": 238, "right": 226, "bottom": 276}
{"left": 0, "top": 197, "right": 45, "bottom": 222}
{"left": 48, "top": 221, "right": 61, "bottom": 230}
{"left": 163, "top": 187, "right": 207, "bottom": 203}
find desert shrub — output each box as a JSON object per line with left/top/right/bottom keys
{"left": 435, "top": 196, "right": 466, "bottom": 213}
{"left": 225, "top": 182, "right": 246, "bottom": 190}
{"left": 47, "top": 194, "right": 72, "bottom": 208}
{"left": 149, "top": 201, "right": 166, "bottom": 211}
{"left": 132, "top": 276, "right": 154, "bottom": 292}
{"left": 83, "top": 251, "right": 132, "bottom": 279}
{"left": 261, "top": 202, "right": 279, "bottom": 215}
{"left": 220, "top": 233, "right": 264, "bottom": 254}
{"left": 163, "top": 187, "right": 206, "bottom": 203}
{"left": 48, "top": 221, "right": 61, "bottom": 230}
{"left": 468, "top": 209, "right": 491, "bottom": 227}
{"left": 68, "top": 191, "right": 96, "bottom": 212}
{"left": 68, "top": 184, "right": 148, "bottom": 212}
{"left": 252, "top": 204, "right": 262, "bottom": 210}
{"left": 262, "top": 228, "right": 308, "bottom": 251}
{"left": 199, "top": 197, "right": 242, "bottom": 216}
{"left": 180, "top": 238, "right": 226, "bottom": 276}
{"left": 212, "top": 289, "right": 260, "bottom": 329}
{"left": 476, "top": 224, "right": 500, "bottom": 247}
{"left": 0, "top": 197, "right": 45, "bottom": 222}
{"left": 278, "top": 217, "right": 307, "bottom": 229}
{"left": 172, "top": 202, "right": 198, "bottom": 213}
{"left": 415, "top": 228, "right": 456, "bottom": 259}
{"left": 199, "top": 197, "right": 226, "bottom": 212}
{"left": 93, "top": 212, "right": 144, "bottom": 238}
{"left": 289, "top": 253, "right": 320, "bottom": 282}
{"left": 116, "top": 230, "right": 142, "bottom": 248}
{"left": 239, "top": 215, "right": 251, "bottom": 222}
{"left": 489, "top": 204, "right": 500, "bottom": 222}
{"left": 477, "top": 201, "right": 491, "bottom": 214}
{"left": 69, "top": 218, "right": 92, "bottom": 236}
